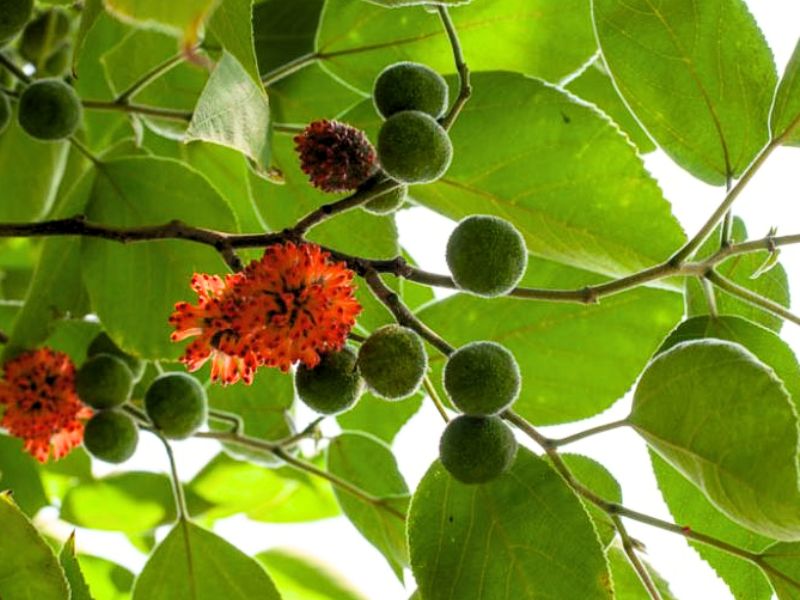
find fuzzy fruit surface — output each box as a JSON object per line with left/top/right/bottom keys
{"left": 358, "top": 324, "right": 427, "bottom": 400}
{"left": 446, "top": 215, "right": 528, "bottom": 297}
{"left": 88, "top": 332, "right": 146, "bottom": 382}
{"left": 296, "top": 346, "right": 363, "bottom": 415}
{"left": 144, "top": 373, "right": 207, "bottom": 439}
{"left": 18, "top": 79, "right": 82, "bottom": 141}
{"left": 0, "top": 93, "right": 10, "bottom": 135}
{"left": 0, "top": 0, "right": 33, "bottom": 45}
{"left": 83, "top": 410, "right": 139, "bottom": 464}
{"left": 439, "top": 415, "right": 518, "bottom": 484}
{"left": 377, "top": 111, "right": 452, "bottom": 184}
{"left": 373, "top": 62, "right": 449, "bottom": 119}
{"left": 19, "top": 8, "right": 70, "bottom": 63}
{"left": 444, "top": 341, "right": 521, "bottom": 415}
{"left": 75, "top": 354, "right": 134, "bottom": 410}
{"left": 363, "top": 185, "right": 407, "bottom": 215}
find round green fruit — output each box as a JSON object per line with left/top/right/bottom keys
{"left": 19, "top": 8, "right": 70, "bottom": 63}
{"left": 373, "top": 61, "right": 448, "bottom": 119}
{"left": 18, "top": 78, "right": 82, "bottom": 140}
{"left": 363, "top": 185, "right": 407, "bottom": 215}
{"left": 75, "top": 354, "right": 134, "bottom": 409}
{"left": 144, "top": 373, "right": 208, "bottom": 439}
{"left": 0, "top": 93, "right": 10, "bottom": 135}
{"left": 439, "top": 415, "right": 518, "bottom": 484}
{"left": 377, "top": 110, "right": 452, "bottom": 184}
{"left": 444, "top": 341, "right": 520, "bottom": 415}
{"left": 446, "top": 215, "right": 528, "bottom": 297}
{"left": 358, "top": 325, "right": 427, "bottom": 400}
{"left": 0, "top": 0, "right": 33, "bottom": 46}
{"left": 83, "top": 410, "right": 139, "bottom": 464}
{"left": 88, "top": 332, "right": 146, "bottom": 382}
{"left": 296, "top": 347, "right": 363, "bottom": 415}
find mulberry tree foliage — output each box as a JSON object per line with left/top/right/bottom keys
{"left": 0, "top": 0, "right": 799, "bottom": 599}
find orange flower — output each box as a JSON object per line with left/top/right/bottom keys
{"left": 0, "top": 348, "right": 92, "bottom": 463}
{"left": 170, "top": 242, "right": 361, "bottom": 383}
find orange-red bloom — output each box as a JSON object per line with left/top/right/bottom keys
{"left": 0, "top": 348, "right": 92, "bottom": 463}
{"left": 170, "top": 242, "right": 362, "bottom": 384}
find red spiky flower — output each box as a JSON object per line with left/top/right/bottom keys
{"left": 0, "top": 348, "right": 92, "bottom": 463}
{"left": 294, "top": 120, "right": 377, "bottom": 193}
{"left": 170, "top": 242, "right": 362, "bottom": 384}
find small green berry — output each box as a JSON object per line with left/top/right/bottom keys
{"left": 296, "top": 347, "right": 363, "bottom": 415}
{"left": 19, "top": 8, "right": 70, "bottom": 64}
{"left": 88, "top": 332, "right": 146, "bottom": 382}
{"left": 0, "top": 0, "right": 33, "bottom": 46}
{"left": 144, "top": 373, "right": 207, "bottom": 439}
{"left": 83, "top": 410, "right": 139, "bottom": 464}
{"left": 358, "top": 325, "right": 427, "bottom": 400}
{"left": 363, "top": 185, "right": 408, "bottom": 215}
{"left": 75, "top": 354, "right": 134, "bottom": 409}
{"left": 0, "top": 93, "right": 10, "bottom": 135}
{"left": 446, "top": 215, "right": 528, "bottom": 297}
{"left": 18, "top": 78, "right": 82, "bottom": 141}
{"left": 439, "top": 415, "right": 518, "bottom": 484}
{"left": 377, "top": 110, "right": 452, "bottom": 184}
{"left": 373, "top": 61, "right": 448, "bottom": 119}
{"left": 444, "top": 341, "right": 520, "bottom": 415}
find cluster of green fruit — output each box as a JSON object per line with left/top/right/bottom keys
{"left": 0, "top": 0, "right": 82, "bottom": 141}
{"left": 77, "top": 333, "right": 207, "bottom": 463}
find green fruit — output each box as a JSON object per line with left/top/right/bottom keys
{"left": 363, "top": 185, "right": 407, "bottom": 215}
{"left": 439, "top": 415, "right": 518, "bottom": 484}
{"left": 373, "top": 61, "right": 448, "bottom": 119}
{"left": 88, "top": 332, "right": 146, "bottom": 382}
{"left": 0, "top": 93, "right": 10, "bottom": 135}
{"left": 75, "top": 354, "right": 134, "bottom": 409}
{"left": 446, "top": 215, "right": 528, "bottom": 297}
{"left": 377, "top": 110, "right": 452, "bottom": 184}
{"left": 444, "top": 341, "right": 521, "bottom": 415}
{"left": 18, "top": 78, "right": 82, "bottom": 140}
{"left": 144, "top": 373, "right": 207, "bottom": 439}
{"left": 19, "top": 8, "right": 70, "bottom": 64}
{"left": 0, "top": 0, "right": 33, "bottom": 46}
{"left": 358, "top": 325, "right": 427, "bottom": 400}
{"left": 83, "top": 410, "right": 139, "bottom": 464}
{"left": 296, "top": 347, "right": 363, "bottom": 415}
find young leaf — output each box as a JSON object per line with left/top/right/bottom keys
{"left": 593, "top": 0, "right": 776, "bottom": 185}
{"left": 207, "top": 0, "right": 262, "bottom": 87}
{"left": 771, "top": 39, "right": 800, "bottom": 145}
{"left": 408, "top": 449, "right": 612, "bottom": 599}
{"left": 132, "top": 521, "right": 281, "bottom": 600}
{"left": 77, "top": 554, "right": 134, "bottom": 600}
{"left": 59, "top": 533, "right": 95, "bottom": 600}
{"left": 630, "top": 339, "right": 800, "bottom": 540}
{"left": 0, "top": 492, "right": 69, "bottom": 600}
{"left": 256, "top": 548, "right": 368, "bottom": 600}
{"left": 326, "top": 432, "right": 410, "bottom": 579}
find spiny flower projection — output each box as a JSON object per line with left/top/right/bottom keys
{"left": 294, "top": 119, "right": 377, "bottom": 193}
{"left": 171, "top": 242, "right": 362, "bottom": 384}
{"left": 0, "top": 347, "right": 92, "bottom": 462}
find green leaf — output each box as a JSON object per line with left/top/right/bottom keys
{"left": 207, "top": 0, "right": 262, "bottom": 86}
{"left": 771, "top": 39, "right": 800, "bottom": 145}
{"left": 630, "top": 339, "right": 800, "bottom": 540}
{"left": 0, "top": 492, "right": 69, "bottom": 600}
{"left": 607, "top": 546, "right": 677, "bottom": 599}
{"left": 593, "top": 0, "right": 776, "bottom": 184}
{"left": 418, "top": 257, "right": 682, "bottom": 424}
{"left": 103, "top": 0, "right": 220, "bottom": 40}
{"left": 759, "top": 541, "right": 800, "bottom": 598}
{"left": 74, "top": 0, "right": 105, "bottom": 74}
{"left": 365, "top": 0, "right": 467, "bottom": 6}
{"left": 132, "top": 521, "right": 281, "bottom": 600}
{"left": 189, "top": 453, "right": 340, "bottom": 523}
{"left": 408, "top": 449, "right": 612, "bottom": 599}
{"left": 382, "top": 72, "right": 686, "bottom": 278}
{"left": 685, "top": 219, "right": 789, "bottom": 332}
{"left": 75, "top": 555, "right": 134, "bottom": 600}
{"left": 60, "top": 534, "right": 95, "bottom": 600}
{"left": 326, "top": 432, "right": 410, "bottom": 579}
{"left": 0, "top": 435, "right": 48, "bottom": 517}
{"left": 651, "top": 453, "right": 773, "bottom": 600}
{"left": 186, "top": 52, "right": 271, "bottom": 169}
{"left": 60, "top": 472, "right": 211, "bottom": 534}
{"left": 80, "top": 157, "right": 237, "bottom": 359}
{"left": 254, "top": 0, "right": 324, "bottom": 76}
{"left": 317, "top": 1, "right": 596, "bottom": 90}
{"left": 256, "top": 548, "right": 368, "bottom": 600}
{"left": 337, "top": 391, "right": 423, "bottom": 443}
{"left": 560, "top": 454, "right": 622, "bottom": 548}
{"left": 565, "top": 56, "right": 655, "bottom": 153}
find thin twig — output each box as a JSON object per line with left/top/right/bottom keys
{"left": 423, "top": 375, "right": 450, "bottom": 423}
{"left": 705, "top": 269, "right": 800, "bottom": 327}
{"left": 68, "top": 136, "right": 102, "bottom": 166}
{"left": 612, "top": 515, "right": 663, "bottom": 600}
{"left": 276, "top": 416, "right": 324, "bottom": 447}
{"left": 261, "top": 52, "right": 319, "bottom": 86}
{"left": 115, "top": 52, "right": 186, "bottom": 103}
{"left": 81, "top": 100, "right": 193, "bottom": 123}
{"left": 548, "top": 419, "right": 629, "bottom": 447}
{"left": 207, "top": 408, "right": 243, "bottom": 434}
{"left": 0, "top": 52, "right": 31, "bottom": 84}
{"left": 437, "top": 6, "right": 471, "bottom": 130}
{"left": 156, "top": 434, "right": 190, "bottom": 521}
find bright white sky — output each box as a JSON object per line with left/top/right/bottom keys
{"left": 38, "top": 3, "right": 800, "bottom": 599}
